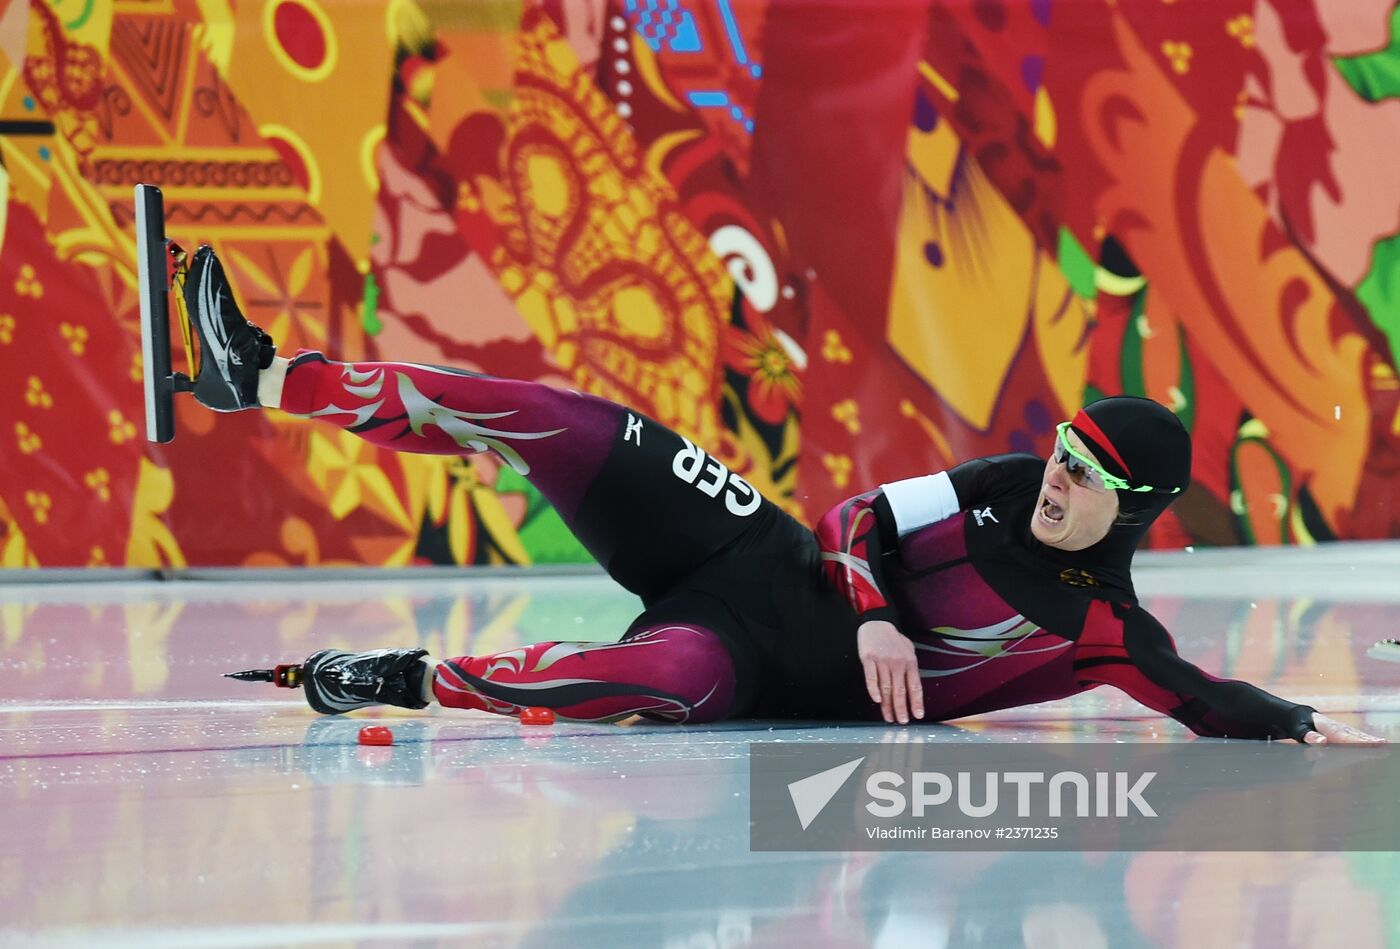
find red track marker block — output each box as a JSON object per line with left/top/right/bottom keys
{"left": 358, "top": 725, "right": 394, "bottom": 746}
{"left": 520, "top": 707, "right": 556, "bottom": 726}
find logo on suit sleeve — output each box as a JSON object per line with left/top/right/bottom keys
{"left": 972, "top": 507, "right": 999, "bottom": 527}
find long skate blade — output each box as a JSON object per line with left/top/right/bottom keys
{"left": 225, "top": 664, "right": 304, "bottom": 688}
{"left": 136, "top": 183, "right": 175, "bottom": 444}
{"left": 225, "top": 669, "right": 277, "bottom": 682}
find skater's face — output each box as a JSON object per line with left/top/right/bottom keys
{"left": 1032, "top": 428, "right": 1120, "bottom": 551}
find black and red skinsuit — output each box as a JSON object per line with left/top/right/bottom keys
{"left": 281, "top": 351, "right": 1313, "bottom": 737}
{"left": 817, "top": 455, "right": 1316, "bottom": 739}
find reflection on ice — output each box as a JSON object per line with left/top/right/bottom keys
{"left": 2, "top": 548, "right": 1399, "bottom": 946}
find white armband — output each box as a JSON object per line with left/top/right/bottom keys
{"left": 880, "top": 471, "right": 960, "bottom": 537}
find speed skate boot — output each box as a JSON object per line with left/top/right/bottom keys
{"left": 182, "top": 244, "right": 276, "bottom": 411}
{"left": 301, "top": 648, "right": 432, "bottom": 715}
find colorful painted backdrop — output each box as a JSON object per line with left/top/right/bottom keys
{"left": 2, "top": 0, "right": 1398, "bottom": 568}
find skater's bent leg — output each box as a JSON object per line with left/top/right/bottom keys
{"left": 266, "top": 351, "right": 771, "bottom": 598}
{"left": 429, "top": 623, "right": 736, "bottom": 724}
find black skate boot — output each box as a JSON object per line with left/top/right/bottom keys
{"left": 181, "top": 244, "right": 276, "bottom": 412}
{"left": 301, "top": 648, "right": 432, "bottom": 715}
{"left": 136, "top": 184, "right": 276, "bottom": 441}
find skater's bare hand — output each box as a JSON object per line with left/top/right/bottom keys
{"left": 857, "top": 620, "right": 923, "bottom": 724}
{"left": 1299, "top": 712, "right": 1386, "bottom": 745}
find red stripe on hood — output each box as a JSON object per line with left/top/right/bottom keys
{"left": 1071, "top": 409, "right": 1132, "bottom": 478}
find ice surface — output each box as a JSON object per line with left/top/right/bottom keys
{"left": 3, "top": 546, "right": 1399, "bottom": 947}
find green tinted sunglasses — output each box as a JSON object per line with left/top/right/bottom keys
{"left": 1053, "top": 422, "right": 1181, "bottom": 494}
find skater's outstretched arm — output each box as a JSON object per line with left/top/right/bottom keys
{"left": 1074, "top": 603, "right": 1384, "bottom": 743}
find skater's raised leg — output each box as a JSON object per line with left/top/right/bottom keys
{"left": 180, "top": 243, "right": 770, "bottom": 601}
{"left": 269, "top": 351, "right": 771, "bottom": 599}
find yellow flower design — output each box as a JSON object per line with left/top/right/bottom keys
{"left": 107, "top": 410, "right": 136, "bottom": 444}
{"left": 224, "top": 245, "right": 326, "bottom": 348}
{"left": 15, "top": 264, "right": 43, "bottom": 299}
{"left": 832, "top": 398, "right": 861, "bottom": 435}
{"left": 24, "top": 490, "right": 52, "bottom": 525}
{"left": 25, "top": 376, "right": 53, "bottom": 409}
{"left": 823, "top": 453, "right": 853, "bottom": 490}
{"left": 60, "top": 322, "right": 88, "bottom": 356}
{"left": 15, "top": 421, "right": 41, "bottom": 454}
{"left": 85, "top": 468, "right": 112, "bottom": 502}
{"left": 130, "top": 351, "right": 144, "bottom": 383}
{"left": 821, "top": 329, "right": 852, "bottom": 364}
{"left": 306, "top": 429, "right": 411, "bottom": 526}
{"left": 0, "top": 314, "right": 14, "bottom": 344}
{"left": 1226, "top": 15, "right": 1254, "bottom": 49}
{"left": 87, "top": 546, "right": 108, "bottom": 567}
{"left": 1161, "top": 41, "right": 1193, "bottom": 75}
